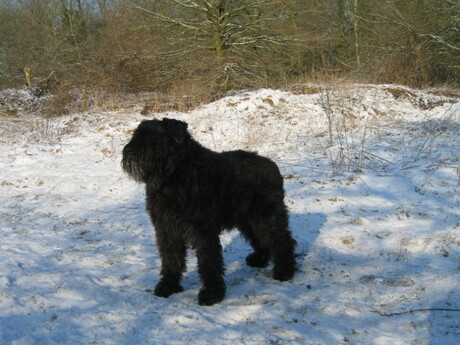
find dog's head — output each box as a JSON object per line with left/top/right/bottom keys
{"left": 122, "top": 118, "right": 190, "bottom": 184}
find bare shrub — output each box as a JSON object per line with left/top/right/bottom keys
{"left": 318, "top": 86, "right": 370, "bottom": 174}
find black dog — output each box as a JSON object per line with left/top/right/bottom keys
{"left": 122, "top": 118, "right": 296, "bottom": 305}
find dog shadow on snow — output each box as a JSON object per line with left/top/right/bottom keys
{"left": 118, "top": 208, "right": 328, "bottom": 344}
{"left": 131, "top": 210, "right": 327, "bottom": 340}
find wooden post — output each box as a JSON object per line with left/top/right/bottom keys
{"left": 24, "top": 67, "right": 32, "bottom": 87}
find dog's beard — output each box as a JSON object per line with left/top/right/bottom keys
{"left": 122, "top": 147, "right": 145, "bottom": 182}
{"left": 122, "top": 158, "right": 144, "bottom": 182}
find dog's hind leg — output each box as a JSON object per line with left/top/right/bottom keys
{"left": 194, "top": 234, "right": 226, "bottom": 306}
{"left": 269, "top": 211, "right": 297, "bottom": 282}
{"left": 250, "top": 210, "right": 296, "bottom": 282}
{"left": 240, "top": 223, "right": 271, "bottom": 268}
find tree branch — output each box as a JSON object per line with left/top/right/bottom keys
{"left": 419, "top": 33, "right": 460, "bottom": 52}
{"left": 371, "top": 308, "right": 460, "bottom": 317}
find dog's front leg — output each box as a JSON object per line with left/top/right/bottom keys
{"left": 153, "top": 230, "right": 186, "bottom": 298}
{"left": 195, "top": 235, "right": 226, "bottom": 306}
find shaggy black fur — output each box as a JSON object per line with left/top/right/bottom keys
{"left": 122, "top": 118, "right": 296, "bottom": 305}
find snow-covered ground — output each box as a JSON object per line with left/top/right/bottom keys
{"left": 1, "top": 84, "right": 459, "bottom": 345}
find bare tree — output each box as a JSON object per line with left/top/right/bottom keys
{"left": 378, "top": 0, "right": 460, "bottom": 84}
{"left": 127, "top": 0, "right": 293, "bottom": 91}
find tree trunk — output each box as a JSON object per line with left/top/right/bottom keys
{"left": 353, "top": 0, "right": 360, "bottom": 69}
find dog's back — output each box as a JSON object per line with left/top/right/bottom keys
{"left": 223, "top": 150, "right": 284, "bottom": 190}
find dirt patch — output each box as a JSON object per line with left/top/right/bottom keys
{"left": 384, "top": 86, "right": 458, "bottom": 110}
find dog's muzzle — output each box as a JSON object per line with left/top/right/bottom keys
{"left": 122, "top": 145, "right": 144, "bottom": 182}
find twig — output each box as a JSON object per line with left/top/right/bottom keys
{"left": 361, "top": 150, "right": 394, "bottom": 165}
{"left": 371, "top": 308, "right": 460, "bottom": 317}
{"left": 413, "top": 104, "right": 455, "bottom": 162}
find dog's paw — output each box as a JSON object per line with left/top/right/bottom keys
{"left": 245, "top": 252, "right": 269, "bottom": 268}
{"left": 273, "top": 266, "right": 295, "bottom": 282}
{"left": 198, "top": 286, "right": 226, "bottom": 306}
{"left": 153, "top": 279, "right": 184, "bottom": 298}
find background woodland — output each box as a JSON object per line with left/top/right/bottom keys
{"left": 0, "top": 0, "right": 459, "bottom": 100}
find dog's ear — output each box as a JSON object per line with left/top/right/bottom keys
{"left": 161, "top": 118, "right": 189, "bottom": 143}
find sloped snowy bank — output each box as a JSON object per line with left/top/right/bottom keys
{"left": 1, "top": 84, "right": 459, "bottom": 345}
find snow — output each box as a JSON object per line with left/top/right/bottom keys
{"left": 1, "top": 84, "right": 459, "bottom": 345}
